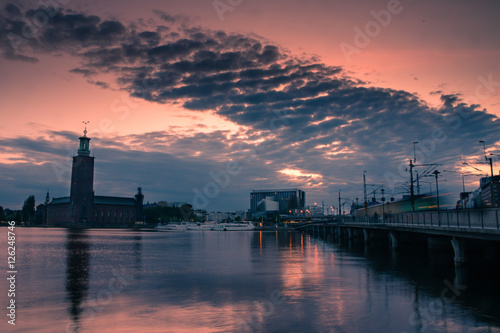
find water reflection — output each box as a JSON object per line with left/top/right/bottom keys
{"left": 132, "top": 234, "right": 142, "bottom": 274}
{"left": 65, "top": 229, "right": 91, "bottom": 331}
{"left": 312, "top": 229, "right": 500, "bottom": 332}
{"left": 6, "top": 229, "right": 500, "bottom": 332}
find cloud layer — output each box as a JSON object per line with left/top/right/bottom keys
{"left": 1, "top": 3, "right": 499, "bottom": 210}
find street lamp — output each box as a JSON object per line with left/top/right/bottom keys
{"left": 479, "top": 141, "right": 496, "bottom": 207}
{"left": 443, "top": 170, "right": 466, "bottom": 192}
{"left": 413, "top": 141, "right": 419, "bottom": 163}
{"left": 479, "top": 140, "right": 486, "bottom": 158}
{"left": 444, "top": 170, "right": 468, "bottom": 209}
{"left": 381, "top": 189, "right": 385, "bottom": 222}
{"left": 409, "top": 158, "right": 415, "bottom": 212}
{"left": 433, "top": 170, "right": 441, "bottom": 226}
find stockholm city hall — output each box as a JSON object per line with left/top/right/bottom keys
{"left": 46, "top": 126, "right": 144, "bottom": 227}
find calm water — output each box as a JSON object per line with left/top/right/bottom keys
{"left": 1, "top": 228, "right": 500, "bottom": 333}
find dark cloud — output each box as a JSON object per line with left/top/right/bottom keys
{"left": 69, "top": 67, "right": 96, "bottom": 76}
{"left": 87, "top": 79, "right": 110, "bottom": 89}
{"left": 440, "top": 93, "right": 461, "bottom": 109}
{"left": 1, "top": 4, "right": 499, "bottom": 210}
{"left": 4, "top": 4, "right": 21, "bottom": 18}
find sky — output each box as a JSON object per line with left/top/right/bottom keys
{"left": 1, "top": 0, "right": 500, "bottom": 211}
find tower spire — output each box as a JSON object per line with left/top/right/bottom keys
{"left": 82, "top": 121, "right": 89, "bottom": 137}
{"left": 78, "top": 121, "right": 91, "bottom": 156}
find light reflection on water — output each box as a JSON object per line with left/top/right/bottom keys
{"left": 2, "top": 228, "right": 500, "bottom": 333}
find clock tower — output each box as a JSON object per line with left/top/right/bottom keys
{"left": 70, "top": 125, "right": 94, "bottom": 224}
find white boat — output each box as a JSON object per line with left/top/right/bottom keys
{"left": 210, "top": 221, "right": 255, "bottom": 231}
{"left": 155, "top": 222, "right": 188, "bottom": 231}
{"left": 186, "top": 222, "right": 215, "bottom": 231}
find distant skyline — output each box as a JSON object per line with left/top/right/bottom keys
{"left": 1, "top": 0, "right": 500, "bottom": 211}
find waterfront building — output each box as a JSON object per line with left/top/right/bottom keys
{"left": 205, "top": 210, "right": 247, "bottom": 222}
{"left": 250, "top": 189, "right": 305, "bottom": 217}
{"left": 307, "top": 203, "right": 324, "bottom": 217}
{"left": 46, "top": 127, "right": 144, "bottom": 226}
{"left": 472, "top": 176, "right": 500, "bottom": 208}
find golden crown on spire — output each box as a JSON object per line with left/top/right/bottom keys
{"left": 82, "top": 121, "right": 90, "bottom": 137}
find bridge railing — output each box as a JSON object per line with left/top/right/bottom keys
{"left": 342, "top": 209, "right": 500, "bottom": 230}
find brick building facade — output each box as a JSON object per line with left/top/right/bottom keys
{"left": 46, "top": 128, "right": 144, "bottom": 227}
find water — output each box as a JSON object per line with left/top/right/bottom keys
{"left": 1, "top": 228, "right": 500, "bottom": 332}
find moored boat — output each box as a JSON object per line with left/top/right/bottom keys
{"left": 155, "top": 222, "right": 188, "bottom": 231}
{"left": 186, "top": 222, "right": 215, "bottom": 231}
{"left": 210, "top": 221, "right": 255, "bottom": 231}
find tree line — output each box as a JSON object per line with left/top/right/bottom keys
{"left": 1, "top": 196, "right": 199, "bottom": 225}
{"left": 144, "top": 203, "right": 198, "bottom": 223}
{"left": 1, "top": 195, "right": 36, "bottom": 223}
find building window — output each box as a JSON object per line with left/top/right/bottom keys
{"left": 108, "top": 211, "right": 110, "bottom": 217}
{"left": 120, "top": 211, "right": 123, "bottom": 217}
{"left": 114, "top": 211, "right": 117, "bottom": 217}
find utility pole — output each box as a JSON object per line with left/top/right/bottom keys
{"left": 381, "top": 189, "right": 385, "bottom": 222}
{"left": 462, "top": 173, "right": 467, "bottom": 209}
{"left": 416, "top": 170, "right": 420, "bottom": 195}
{"left": 413, "top": 141, "right": 419, "bottom": 163}
{"left": 338, "top": 190, "right": 341, "bottom": 216}
{"left": 488, "top": 156, "right": 496, "bottom": 207}
{"left": 433, "top": 170, "right": 440, "bottom": 211}
{"left": 480, "top": 140, "right": 496, "bottom": 207}
{"left": 433, "top": 170, "right": 441, "bottom": 226}
{"left": 410, "top": 159, "right": 415, "bottom": 212}
{"left": 363, "top": 171, "right": 367, "bottom": 215}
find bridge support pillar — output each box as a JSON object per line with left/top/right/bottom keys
{"left": 363, "top": 229, "right": 370, "bottom": 243}
{"left": 389, "top": 231, "right": 399, "bottom": 250}
{"left": 347, "top": 228, "right": 353, "bottom": 240}
{"left": 334, "top": 227, "right": 341, "bottom": 241}
{"left": 451, "top": 237, "right": 467, "bottom": 264}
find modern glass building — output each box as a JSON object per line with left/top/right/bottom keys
{"left": 250, "top": 189, "right": 305, "bottom": 215}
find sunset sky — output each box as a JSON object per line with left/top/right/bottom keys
{"left": 1, "top": 0, "right": 500, "bottom": 211}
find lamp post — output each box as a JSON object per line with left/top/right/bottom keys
{"left": 381, "top": 189, "right": 385, "bottom": 223}
{"left": 443, "top": 170, "right": 480, "bottom": 209}
{"left": 413, "top": 141, "right": 419, "bottom": 163}
{"left": 480, "top": 141, "right": 496, "bottom": 207}
{"left": 338, "top": 190, "right": 341, "bottom": 217}
{"left": 409, "top": 141, "right": 419, "bottom": 211}
{"left": 409, "top": 159, "right": 415, "bottom": 212}
{"left": 363, "top": 171, "right": 368, "bottom": 215}
{"left": 433, "top": 170, "right": 441, "bottom": 226}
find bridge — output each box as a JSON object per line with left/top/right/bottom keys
{"left": 292, "top": 208, "right": 500, "bottom": 265}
